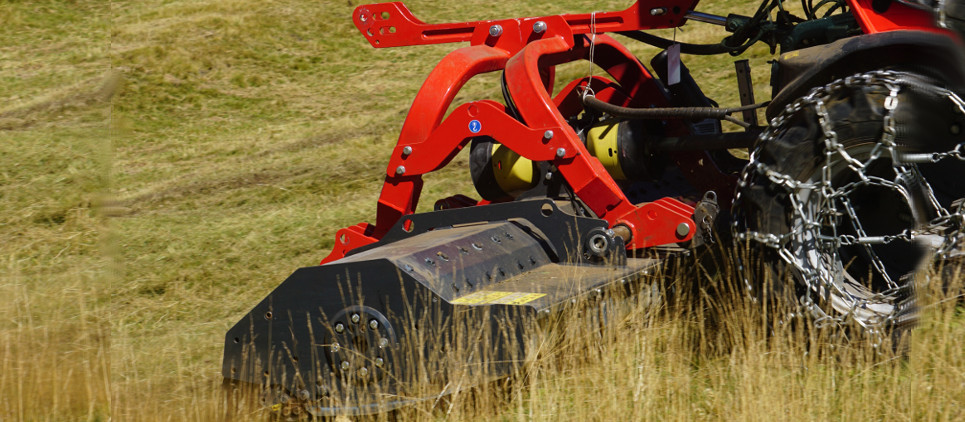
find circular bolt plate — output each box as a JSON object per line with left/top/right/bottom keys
{"left": 325, "top": 306, "right": 397, "bottom": 384}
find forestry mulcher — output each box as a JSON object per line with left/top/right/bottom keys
{"left": 224, "top": 0, "right": 965, "bottom": 416}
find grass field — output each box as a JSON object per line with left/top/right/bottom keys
{"left": 1, "top": 0, "right": 963, "bottom": 420}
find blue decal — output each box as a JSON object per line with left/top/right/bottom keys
{"left": 469, "top": 119, "right": 482, "bottom": 134}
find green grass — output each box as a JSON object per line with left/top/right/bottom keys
{"left": 1, "top": 0, "right": 962, "bottom": 420}
{"left": 0, "top": 1, "right": 111, "bottom": 419}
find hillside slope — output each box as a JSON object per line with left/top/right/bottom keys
{"left": 1, "top": 0, "right": 961, "bottom": 420}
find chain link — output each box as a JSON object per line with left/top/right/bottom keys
{"left": 734, "top": 70, "right": 965, "bottom": 335}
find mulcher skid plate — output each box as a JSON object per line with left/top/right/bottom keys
{"left": 222, "top": 199, "right": 668, "bottom": 416}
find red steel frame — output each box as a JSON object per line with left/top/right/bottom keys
{"left": 847, "top": 0, "right": 953, "bottom": 35}
{"left": 323, "top": 0, "right": 951, "bottom": 264}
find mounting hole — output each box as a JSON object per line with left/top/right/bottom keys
{"left": 381, "top": 11, "right": 390, "bottom": 20}
{"left": 366, "top": 29, "right": 374, "bottom": 36}
{"left": 233, "top": 337, "right": 241, "bottom": 343}
{"left": 672, "top": 6, "right": 681, "bottom": 14}
{"left": 339, "top": 233, "right": 348, "bottom": 244}
{"left": 403, "top": 219, "right": 414, "bottom": 232}
{"left": 540, "top": 203, "right": 554, "bottom": 217}
{"left": 265, "top": 311, "right": 273, "bottom": 320}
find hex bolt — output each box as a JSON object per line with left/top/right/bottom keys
{"left": 331, "top": 342, "right": 340, "bottom": 352}
{"left": 340, "top": 361, "right": 350, "bottom": 371}
{"left": 556, "top": 148, "right": 566, "bottom": 158}
{"left": 358, "top": 367, "right": 369, "bottom": 377}
{"left": 402, "top": 146, "right": 413, "bottom": 156}
{"left": 543, "top": 129, "right": 554, "bottom": 140}
{"left": 395, "top": 165, "right": 406, "bottom": 175}
{"left": 351, "top": 313, "right": 361, "bottom": 324}
{"left": 650, "top": 7, "right": 667, "bottom": 15}
{"left": 489, "top": 24, "right": 503, "bottom": 37}
{"left": 375, "top": 357, "right": 384, "bottom": 367}
{"left": 379, "top": 338, "right": 390, "bottom": 348}
{"left": 334, "top": 323, "right": 345, "bottom": 333}
{"left": 676, "top": 222, "right": 691, "bottom": 238}
{"left": 533, "top": 21, "right": 547, "bottom": 34}
{"left": 369, "top": 320, "right": 379, "bottom": 330}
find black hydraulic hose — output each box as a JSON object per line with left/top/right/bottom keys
{"left": 649, "top": 130, "right": 764, "bottom": 151}
{"left": 615, "top": 31, "right": 735, "bottom": 55}
{"left": 582, "top": 95, "right": 769, "bottom": 128}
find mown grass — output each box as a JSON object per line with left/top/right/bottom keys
{"left": 1, "top": 0, "right": 112, "bottom": 419}
{"left": 2, "top": 0, "right": 963, "bottom": 420}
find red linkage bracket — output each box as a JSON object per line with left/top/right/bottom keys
{"left": 353, "top": 1, "right": 697, "bottom": 53}
{"left": 323, "top": 2, "right": 702, "bottom": 264}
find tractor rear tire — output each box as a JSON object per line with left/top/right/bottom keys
{"left": 733, "top": 70, "right": 965, "bottom": 345}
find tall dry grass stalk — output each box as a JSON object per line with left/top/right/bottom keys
{"left": 0, "top": 259, "right": 110, "bottom": 421}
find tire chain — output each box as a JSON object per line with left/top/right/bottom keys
{"left": 733, "top": 70, "right": 965, "bottom": 336}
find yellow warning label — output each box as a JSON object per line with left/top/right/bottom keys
{"left": 451, "top": 291, "right": 546, "bottom": 305}
{"left": 493, "top": 292, "right": 546, "bottom": 305}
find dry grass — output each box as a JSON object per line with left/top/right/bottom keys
{"left": 0, "top": 263, "right": 111, "bottom": 421}
{"left": 2, "top": 0, "right": 963, "bottom": 420}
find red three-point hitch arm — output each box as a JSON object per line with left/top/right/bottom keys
{"left": 323, "top": 1, "right": 706, "bottom": 264}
